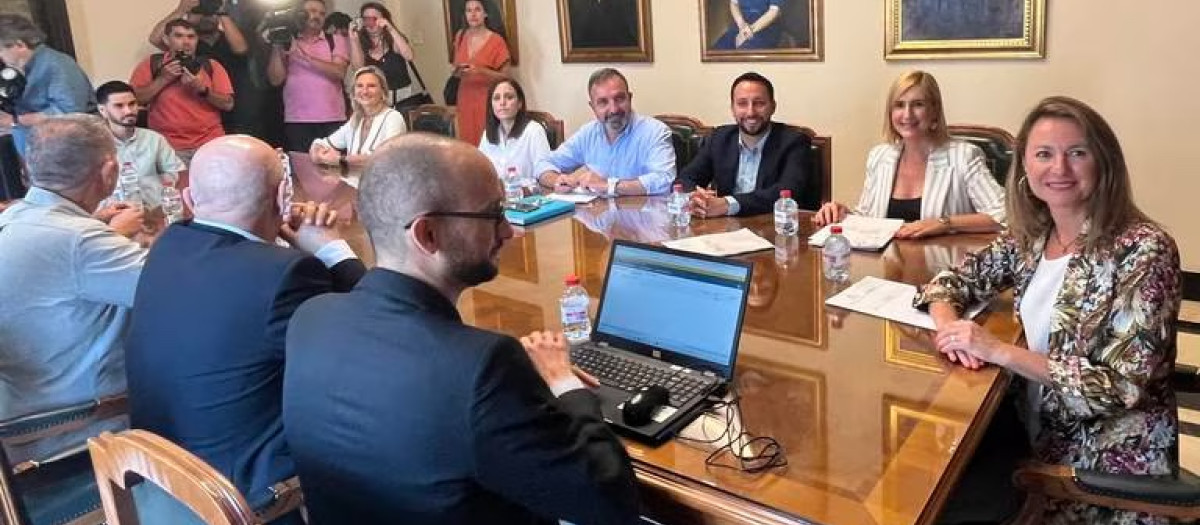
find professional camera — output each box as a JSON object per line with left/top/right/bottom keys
{"left": 260, "top": 5, "right": 308, "bottom": 46}
{"left": 174, "top": 52, "right": 205, "bottom": 75}
{"left": 190, "top": 0, "right": 223, "bottom": 16}
{"left": 0, "top": 63, "right": 26, "bottom": 115}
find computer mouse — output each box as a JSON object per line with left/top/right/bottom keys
{"left": 621, "top": 385, "right": 670, "bottom": 427}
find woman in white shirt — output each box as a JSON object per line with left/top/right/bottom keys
{"left": 813, "top": 71, "right": 1006, "bottom": 239}
{"left": 478, "top": 78, "right": 550, "bottom": 183}
{"left": 311, "top": 66, "right": 407, "bottom": 168}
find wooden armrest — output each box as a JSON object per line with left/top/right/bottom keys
{"left": 1014, "top": 462, "right": 1200, "bottom": 520}
{"left": 255, "top": 476, "right": 303, "bottom": 524}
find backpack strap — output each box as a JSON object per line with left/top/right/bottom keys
{"left": 150, "top": 53, "right": 165, "bottom": 78}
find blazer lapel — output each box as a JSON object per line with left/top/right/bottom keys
{"left": 921, "top": 146, "right": 953, "bottom": 219}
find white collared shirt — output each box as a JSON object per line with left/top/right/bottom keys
{"left": 192, "top": 218, "right": 357, "bottom": 268}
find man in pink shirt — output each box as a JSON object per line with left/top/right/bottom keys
{"left": 266, "top": 0, "right": 349, "bottom": 153}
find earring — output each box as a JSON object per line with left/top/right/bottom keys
{"left": 1017, "top": 175, "right": 1030, "bottom": 193}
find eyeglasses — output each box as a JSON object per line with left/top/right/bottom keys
{"left": 403, "top": 209, "right": 507, "bottom": 230}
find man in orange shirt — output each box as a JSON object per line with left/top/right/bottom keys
{"left": 130, "top": 19, "right": 233, "bottom": 165}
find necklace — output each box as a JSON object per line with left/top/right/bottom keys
{"left": 1051, "top": 228, "right": 1078, "bottom": 253}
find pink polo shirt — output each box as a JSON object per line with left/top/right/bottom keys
{"left": 282, "top": 32, "right": 349, "bottom": 123}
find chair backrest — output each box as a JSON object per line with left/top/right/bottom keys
{"left": 948, "top": 124, "right": 1016, "bottom": 186}
{"left": 407, "top": 104, "right": 457, "bottom": 138}
{"left": 526, "top": 110, "right": 565, "bottom": 150}
{"left": 653, "top": 114, "right": 711, "bottom": 173}
{"left": 88, "top": 430, "right": 257, "bottom": 525}
{"left": 785, "top": 125, "right": 833, "bottom": 210}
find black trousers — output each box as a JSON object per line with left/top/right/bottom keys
{"left": 937, "top": 393, "right": 1031, "bottom": 525}
{"left": 283, "top": 121, "right": 343, "bottom": 153}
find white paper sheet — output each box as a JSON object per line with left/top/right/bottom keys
{"left": 825, "top": 276, "right": 988, "bottom": 330}
{"left": 809, "top": 215, "right": 905, "bottom": 251}
{"left": 662, "top": 228, "right": 775, "bottom": 257}
{"left": 545, "top": 193, "right": 599, "bottom": 204}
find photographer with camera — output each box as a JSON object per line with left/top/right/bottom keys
{"left": 131, "top": 19, "right": 233, "bottom": 165}
{"left": 0, "top": 14, "right": 96, "bottom": 157}
{"left": 266, "top": 0, "right": 349, "bottom": 153}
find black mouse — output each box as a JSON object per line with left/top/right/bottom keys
{"left": 621, "top": 385, "right": 670, "bottom": 427}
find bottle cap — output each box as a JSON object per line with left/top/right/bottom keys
{"left": 831, "top": 225, "right": 843, "bottom": 234}
{"left": 780, "top": 189, "right": 792, "bottom": 198}
{"left": 565, "top": 274, "right": 580, "bottom": 286}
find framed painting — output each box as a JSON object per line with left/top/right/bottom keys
{"left": 884, "top": 0, "right": 1046, "bottom": 60}
{"left": 699, "top": 0, "right": 824, "bottom": 62}
{"left": 883, "top": 321, "right": 945, "bottom": 374}
{"left": 556, "top": 0, "right": 653, "bottom": 63}
{"left": 443, "top": 0, "right": 520, "bottom": 65}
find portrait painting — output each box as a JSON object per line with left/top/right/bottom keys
{"left": 443, "top": 0, "right": 520, "bottom": 65}
{"left": 699, "top": 0, "right": 824, "bottom": 62}
{"left": 885, "top": 0, "right": 1046, "bottom": 59}
{"left": 557, "top": 0, "right": 653, "bottom": 63}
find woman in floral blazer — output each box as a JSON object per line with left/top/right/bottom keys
{"left": 915, "top": 96, "right": 1181, "bottom": 524}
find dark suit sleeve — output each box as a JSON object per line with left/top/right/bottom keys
{"left": 732, "top": 131, "right": 814, "bottom": 215}
{"left": 329, "top": 258, "right": 366, "bottom": 292}
{"left": 676, "top": 135, "right": 716, "bottom": 192}
{"left": 471, "top": 340, "right": 639, "bottom": 525}
{"left": 267, "top": 256, "right": 336, "bottom": 360}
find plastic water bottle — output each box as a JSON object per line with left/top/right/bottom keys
{"left": 667, "top": 183, "right": 691, "bottom": 227}
{"left": 823, "top": 225, "right": 852, "bottom": 282}
{"left": 117, "top": 162, "right": 141, "bottom": 205}
{"left": 519, "top": 166, "right": 539, "bottom": 196}
{"left": 560, "top": 274, "right": 592, "bottom": 344}
{"left": 161, "top": 181, "right": 184, "bottom": 225}
{"left": 773, "top": 189, "right": 798, "bottom": 236}
{"left": 504, "top": 166, "right": 523, "bottom": 205}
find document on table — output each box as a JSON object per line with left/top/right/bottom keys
{"left": 662, "top": 228, "right": 774, "bottom": 257}
{"left": 809, "top": 215, "right": 904, "bottom": 251}
{"left": 546, "top": 193, "right": 598, "bottom": 204}
{"left": 825, "top": 276, "right": 988, "bottom": 330}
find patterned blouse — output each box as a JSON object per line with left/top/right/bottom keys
{"left": 914, "top": 220, "right": 1182, "bottom": 524}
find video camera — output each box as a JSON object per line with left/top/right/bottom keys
{"left": 190, "top": 0, "right": 223, "bottom": 16}
{"left": 0, "top": 62, "right": 26, "bottom": 115}
{"left": 261, "top": 3, "right": 308, "bottom": 47}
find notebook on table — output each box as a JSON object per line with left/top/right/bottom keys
{"left": 504, "top": 197, "right": 575, "bottom": 225}
{"left": 570, "top": 240, "right": 754, "bottom": 444}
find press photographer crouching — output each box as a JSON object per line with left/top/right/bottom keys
{"left": 131, "top": 19, "right": 233, "bottom": 165}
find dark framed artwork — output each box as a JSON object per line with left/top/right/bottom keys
{"left": 556, "top": 0, "right": 653, "bottom": 63}
{"left": 885, "top": 0, "right": 1045, "bottom": 60}
{"left": 443, "top": 0, "right": 520, "bottom": 65}
{"left": 699, "top": 0, "right": 823, "bottom": 62}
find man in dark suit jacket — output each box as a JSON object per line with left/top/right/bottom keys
{"left": 678, "top": 72, "right": 818, "bottom": 215}
{"left": 283, "top": 133, "right": 639, "bottom": 525}
{"left": 125, "top": 135, "right": 365, "bottom": 523}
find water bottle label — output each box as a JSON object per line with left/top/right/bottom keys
{"left": 561, "top": 308, "right": 588, "bottom": 325}
{"left": 823, "top": 252, "right": 848, "bottom": 267}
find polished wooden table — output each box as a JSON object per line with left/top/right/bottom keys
{"left": 459, "top": 197, "right": 1021, "bottom": 525}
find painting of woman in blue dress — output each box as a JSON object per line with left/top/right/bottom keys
{"left": 702, "top": 0, "right": 821, "bottom": 61}
{"left": 713, "top": 0, "right": 785, "bottom": 49}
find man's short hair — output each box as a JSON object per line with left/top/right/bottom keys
{"left": 96, "top": 81, "right": 135, "bottom": 105}
{"left": 730, "top": 72, "right": 775, "bottom": 103}
{"left": 358, "top": 134, "right": 462, "bottom": 258}
{"left": 0, "top": 14, "right": 46, "bottom": 48}
{"left": 586, "top": 68, "right": 628, "bottom": 94}
{"left": 164, "top": 18, "right": 196, "bottom": 36}
{"left": 26, "top": 115, "right": 114, "bottom": 192}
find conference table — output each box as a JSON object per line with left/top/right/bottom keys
{"left": 293, "top": 160, "right": 1022, "bottom": 525}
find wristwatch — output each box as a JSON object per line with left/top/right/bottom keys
{"left": 938, "top": 215, "right": 956, "bottom": 234}
{"left": 606, "top": 177, "right": 619, "bottom": 196}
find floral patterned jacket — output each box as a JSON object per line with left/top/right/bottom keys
{"left": 915, "top": 221, "right": 1181, "bottom": 523}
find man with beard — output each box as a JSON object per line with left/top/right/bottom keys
{"left": 96, "top": 81, "right": 184, "bottom": 209}
{"left": 536, "top": 67, "right": 674, "bottom": 196}
{"left": 677, "top": 72, "right": 816, "bottom": 216}
{"left": 124, "top": 135, "right": 364, "bottom": 524}
{"left": 283, "top": 133, "right": 640, "bottom": 525}
{"left": 267, "top": 0, "right": 350, "bottom": 153}
{"left": 131, "top": 19, "right": 234, "bottom": 165}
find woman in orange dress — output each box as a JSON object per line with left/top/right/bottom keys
{"left": 452, "top": 0, "right": 511, "bottom": 146}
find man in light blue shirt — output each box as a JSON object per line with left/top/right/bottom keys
{"left": 535, "top": 68, "right": 675, "bottom": 196}
{"left": 0, "top": 15, "right": 97, "bottom": 156}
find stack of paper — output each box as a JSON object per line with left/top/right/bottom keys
{"left": 825, "top": 276, "right": 988, "bottom": 330}
{"left": 809, "top": 215, "right": 904, "bottom": 251}
{"left": 662, "top": 228, "right": 774, "bottom": 257}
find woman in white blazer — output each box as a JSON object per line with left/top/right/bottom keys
{"left": 310, "top": 66, "right": 407, "bottom": 169}
{"left": 814, "top": 71, "right": 1006, "bottom": 238}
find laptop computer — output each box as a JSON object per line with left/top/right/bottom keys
{"left": 570, "top": 240, "right": 754, "bottom": 444}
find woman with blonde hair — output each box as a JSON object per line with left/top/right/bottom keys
{"left": 310, "top": 66, "right": 406, "bottom": 169}
{"left": 814, "top": 71, "right": 1005, "bottom": 238}
{"left": 916, "top": 96, "right": 1181, "bottom": 523}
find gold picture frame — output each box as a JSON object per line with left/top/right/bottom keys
{"left": 443, "top": 0, "right": 520, "bottom": 65}
{"left": 883, "top": 321, "right": 945, "bottom": 374}
{"left": 884, "top": 0, "right": 1046, "bottom": 60}
{"left": 698, "top": 0, "right": 824, "bottom": 62}
{"left": 556, "top": 0, "right": 654, "bottom": 63}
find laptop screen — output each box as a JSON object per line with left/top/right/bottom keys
{"left": 593, "top": 241, "right": 753, "bottom": 376}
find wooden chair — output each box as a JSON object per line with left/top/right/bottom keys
{"left": 526, "top": 110, "right": 565, "bottom": 149}
{"left": 407, "top": 104, "right": 457, "bottom": 138}
{"left": 653, "top": 114, "right": 711, "bottom": 173}
{"left": 948, "top": 124, "right": 1016, "bottom": 186}
{"left": 785, "top": 125, "right": 833, "bottom": 211}
{"left": 87, "top": 430, "right": 303, "bottom": 525}
{"left": 0, "top": 395, "right": 127, "bottom": 525}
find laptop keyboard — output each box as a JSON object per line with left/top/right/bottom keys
{"left": 571, "top": 346, "right": 717, "bottom": 408}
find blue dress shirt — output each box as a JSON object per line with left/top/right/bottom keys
{"left": 11, "top": 45, "right": 97, "bottom": 155}
{"left": 535, "top": 113, "right": 676, "bottom": 195}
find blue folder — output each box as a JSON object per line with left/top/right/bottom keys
{"left": 504, "top": 197, "right": 576, "bottom": 226}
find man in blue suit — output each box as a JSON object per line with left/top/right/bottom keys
{"left": 125, "top": 135, "right": 365, "bottom": 523}
{"left": 677, "top": 72, "right": 817, "bottom": 216}
{"left": 283, "top": 133, "right": 640, "bottom": 524}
